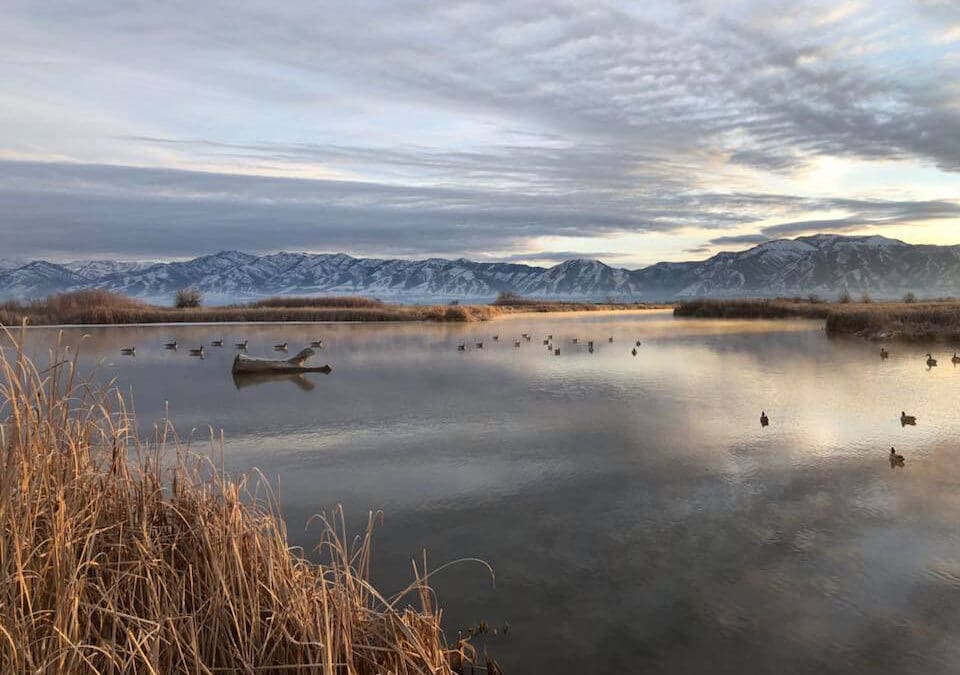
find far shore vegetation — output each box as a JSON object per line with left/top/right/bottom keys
{"left": 0, "top": 289, "right": 665, "bottom": 327}
{"left": 675, "top": 296, "right": 960, "bottom": 342}
{"left": 0, "top": 332, "right": 489, "bottom": 673}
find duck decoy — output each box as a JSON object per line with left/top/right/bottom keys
{"left": 631, "top": 348, "right": 637, "bottom": 356}
{"left": 880, "top": 347, "right": 889, "bottom": 359}
{"left": 310, "top": 339, "right": 324, "bottom": 348}
{"left": 120, "top": 347, "right": 136, "bottom": 356}
{"left": 889, "top": 447, "right": 905, "bottom": 467}
{"left": 210, "top": 338, "right": 224, "bottom": 347}
{"left": 760, "top": 411, "right": 769, "bottom": 427}
{"left": 457, "top": 343, "right": 466, "bottom": 351}
{"left": 274, "top": 343, "right": 288, "bottom": 351}
{"left": 188, "top": 346, "right": 204, "bottom": 357}
{"left": 235, "top": 340, "right": 248, "bottom": 350}
{"left": 164, "top": 340, "right": 177, "bottom": 350}
{"left": 476, "top": 341, "right": 484, "bottom": 349}
{"left": 926, "top": 353, "right": 938, "bottom": 368}
{"left": 900, "top": 411, "right": 917, "bottom": 426}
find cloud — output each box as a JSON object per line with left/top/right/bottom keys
{"left": 1, "top": 1, "right": 960, "bottom": 260}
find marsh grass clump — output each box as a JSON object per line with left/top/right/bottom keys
{"left": 252, "top": 295, "right": 387, "bottom": 309}
{"left": 673, "top": 299, "right": 832, "bottom": 320}
{"left": 0, "top": 328, "right": 469, "bottom": 673}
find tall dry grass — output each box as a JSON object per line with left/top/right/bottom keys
{"left": 0, "top": 327, "right": 472, "bottom": 673}
{"left": 673, "top": 298, "right": 832, "bottom": 320}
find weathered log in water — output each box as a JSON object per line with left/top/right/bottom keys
{"left": 231, "top": 348, "right": 332, "bottom": 374}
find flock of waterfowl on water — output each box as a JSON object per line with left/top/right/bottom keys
{"left": 762, "top": 346, "right": 958, "bottom": 470}
{"left": 118, "top": 337, "right": 325, "bottom": 360}
{"left": 456, "top": 332, "right": 641, "bottom": 358}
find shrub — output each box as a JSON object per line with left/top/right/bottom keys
{"left": 838, "top": 289, "right": 852, "bottom": 304}
{"left": 904, "top": 292, "right": 917, "bottom": 304}
{"left": 175, "top": 287, "right": 203, "bottom": 308}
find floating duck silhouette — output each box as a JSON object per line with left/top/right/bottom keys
{"left": 608, "top": 336, "right": 614, "bottom": 342}
{"left": 631, "top": 348, "right": 637, "bottom": 356}
{"left": 554, "top": 348, "right": 560, "bottom": 356}
{"left": 635, "top": 340, "right": 642, "bottom": 347}
{"left": 164, "top": 340, "right": 177, "bottom": 350}
{"left": 234, "top": 340, "right": 248, "bottom": 350}
{"left": 120, "top": 347, "right": 136, "bottom": 356}
{"left": 760, "top": 411, "right": 769, "bottom": 427}
{"left": 274, "top": 343, "right": 288, "bottom": 351}
{"left": 457, "top": 343, "right": 466, "bottom": 351}
{"left": 310, "top": 339, "right": 324, "bottom": 348}
{"left": 901, "top": 411, "right": 917, "bottom": 426}
{"left": 493, "top": 335, "right": 500, "bottom": 341}
{"left": 210, "top": 338, "right": 223, "bottom": 347}
{"left": 952, "top": 353, "right": 960, "bottom": 365}
{"left": 927, "top": 353, "right": 938, "bottom": 368}
{"left": 880, "top": 347, "right": 889, "bottom": 359}
{"left": 476, "top": 341, "right": 484, "bottom": 349}
{"left": 889, "top": 447, "right": 905, "bottom": 467}
{"left": 514, "top": 340, "right": 521, "bottom": 348}
{"left": 188, "top": 346, "right": 204, "bottom": 357}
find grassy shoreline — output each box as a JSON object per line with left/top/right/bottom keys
{"left": 1, "top": 290, "right": 665, "bottom": 327}
{"left": 675, "top": 298, "right": 960, "bottom": 342}
{"left": 0, "top": 332, "right": 483, "bottom": 673}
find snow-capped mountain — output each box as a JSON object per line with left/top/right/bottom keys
{"left": 2, "top": 234, "right": 960, "bottom": 303}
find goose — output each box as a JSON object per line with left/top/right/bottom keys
{"left": 457, "top": 343, "right": 466, "bottom": 351}
{"left": 210, "top": 338, "right": 224, "bottom": 347}
{"left": 927, "top": 353, "right": 938, "bottom": 368}
{"left": 901, "top": 411, "right": 917, "bottom": 426}
{"left": 234, "top": 340, "right": 248, "bottom": 350}
{"left": 890, "top": 447, "right": 905, "bottom": 466}
{"left": 188, "top": 346, "right": 204, "bottom": 357}
{"left": 880, "top": 347, "right": 889, "bottom": 359}
{"left": 760, "top": 411, "right": 769, "bottom": 427}
{"left": 631, "top": 348, "right": 637, "bottom": 356}
{"left": 120, "top": 347, "right": 136, "bottom": 356}
{"left": 164, "top": 340, "right": 178, "bottom": 349}
{"left": 310, "top": 339, "right": 324, "bottom": 348}
{"left": 274, "top": 342, "right": 288, "bottom": 351}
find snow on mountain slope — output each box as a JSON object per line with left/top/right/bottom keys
{"left": 3, "top": 235, "right": 960, "bottom": 302}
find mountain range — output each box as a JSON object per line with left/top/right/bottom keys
{"left": 3, "top": 234, "right": 960, "bottom": 303}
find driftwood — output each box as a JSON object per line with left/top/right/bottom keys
{"left": 231, "top": 348, "right": 332, "bottom": 375}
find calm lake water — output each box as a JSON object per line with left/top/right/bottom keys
{"left": 13, "top": 310, "right": 960, "bottom": 674}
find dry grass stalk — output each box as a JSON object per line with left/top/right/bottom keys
{"left": 0, "top": 325, "right": 470, "bottom": 674}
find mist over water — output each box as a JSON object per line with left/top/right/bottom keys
{"left": 14, "top": 311, "right": 960, "bottom": 674}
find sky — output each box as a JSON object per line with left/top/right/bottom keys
{"left": 3, "top": 0, "right": 960, "bottom": 268}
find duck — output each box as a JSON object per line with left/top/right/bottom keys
{"left": 514, "top": 340, "right": 521, "bottom": 348}
{"left": 274, "top": 342, "right": 288, "bottom": 351}
{"left": 952, "top": 353, "right": 960, "bottom": 365}
{"left": 234, "top": 340, "right": 248, "bottom": 350}
{"left": 900, "top": 411, "right": 917, "bottom": 426}
{"left": 547, "top": 334, "right": 553, "bottom": 340}
{"left": 608, "top": 336, "right": 614, "bottom": 343}
{"left": 588, "top": 345, "right": 595, "bottom": 354}
{"left": 188, "top": 346, "right": 204, "bottom": 357}
{"left": 635, "top": 340, "right": 642, "bottom": 347}
{"left": 310, "top": 339, "right": 324, "bottom": 348}
{"left": 554, "top": 348, "right": 561, "bottom": 356}
{"left": 476, "top": 341, "right": 484, "bottom": 349}
{"left": 210, "top": 338, "right": 224, "bottom": 347}
{"left": 543, "top": 339, "right": 550, "bottom": 345}
{"left": 890, "top": 447, "right": 905, "bottom": 466}
{"left": 927, "top": 353, "right": 938, "bottom": 367}
{"left": 587, "top": 340, "right": 594, "bottom": 348}
{"left": 457, "top": 343, "right": 466, "bottom": 351}
{"left": 760, "top": 411, "right": 769, "bottom": 427}
{"left": 880, "top": 347, "right": 889, "bottom": 359}
{"left": 631, "top": 348, "right": 637, "bottom": 356}
{"left": 493, "top": 334, "right": 500, "bottom": 341}
{"left": 572, "top": 338, "right": 579, "bottom": 344}
{"left": 164, "top": 340, "right": 178, "bottom": 349}
{"left": 120, "top": 347, "right": 136, "bottom": 356}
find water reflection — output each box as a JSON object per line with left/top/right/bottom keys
{"left": 232, "top": 371, "right": 329, "bottom": 391}
{"left": 10, "top": 311, "right": 960, "bottom": 674}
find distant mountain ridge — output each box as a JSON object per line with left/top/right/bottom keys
{"left": 3, "top": 234, "right": 960, "bottom": 303}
